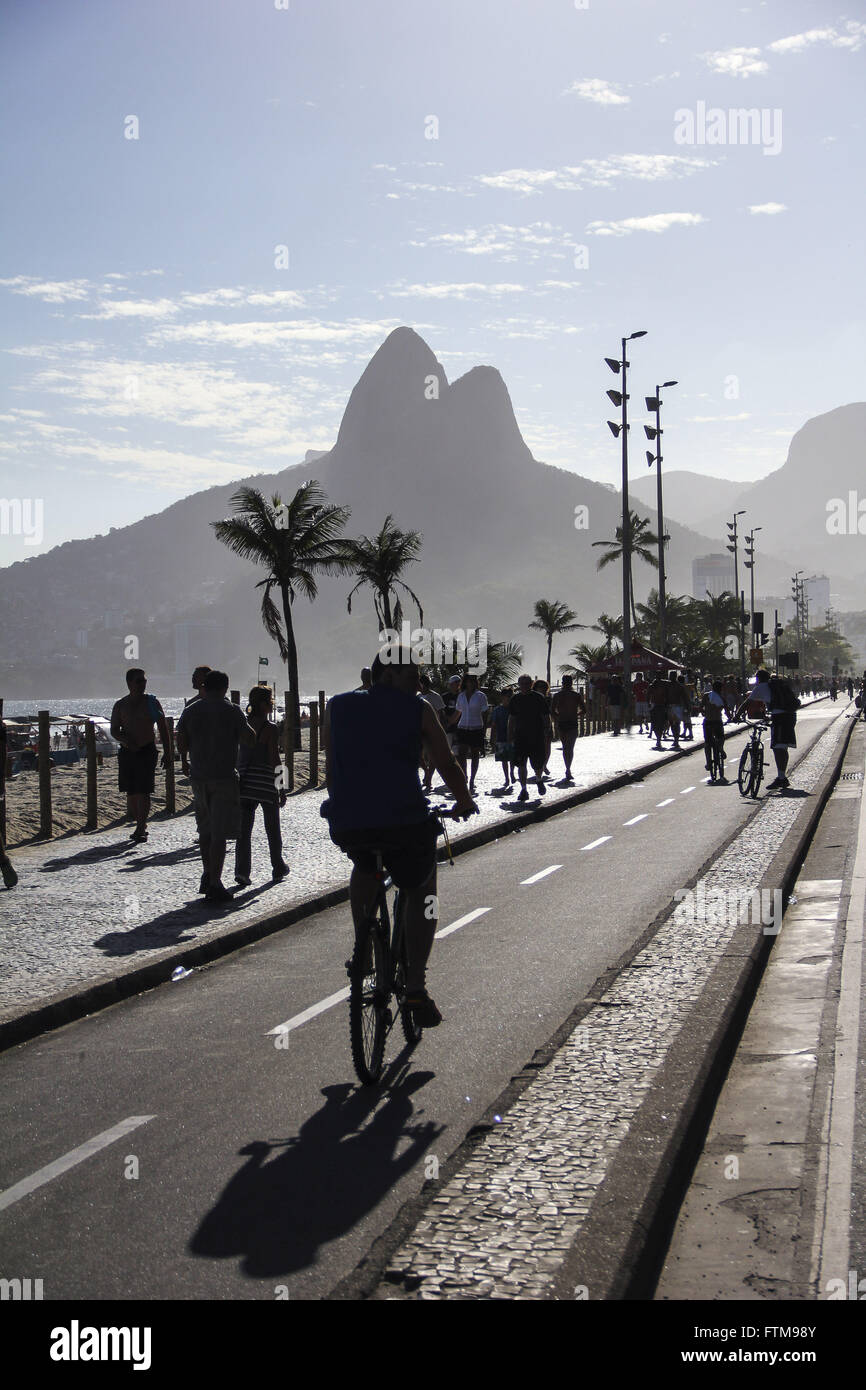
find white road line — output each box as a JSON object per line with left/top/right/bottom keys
{"left": 656, "top": 798, "right": 675, "bottom": 807}
{"left": 268, "top": 908, "right": 493, "bottom": 1035}
{"left": 520, "top": 865, "right": 562, "bottom": 885}
{"left": 623, "top": 814, "right": 648, "bottom": 826}
{"left": 681, "top": 786, "right": 695, "bottom": 794}
{"left": 580, "top": 836, "right": 611, "bottom": 852}
{"left": 269, "top": 987, "right": 349, "bottom": 1036}
{"left": 0, "top": 1116, "right": 155, "bottom": 1215}
{"left": 436, "top": 907, "right": 491, "bottom": 939}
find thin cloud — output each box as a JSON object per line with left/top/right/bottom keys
{"left": 385, "top": 282, "right": 527, "bottom": 300}
{"left": 701, "top": 47, "right": 768, "bottom": 77}
{"left": 586, "top": 212, "right": 706, "bottom": 237}
{"left": 565, "top": 78, "right": 630, "bottom": 105}
{"left": 476, "top": 153, "right": 713, "bottom": 196}
{"left": 769, "top": 22, "right": 866, "bottom": 53}
{"left": 748, "top": 202, "right": 787, "bottom": 215}
{"left": 0, "top": 276, "right": 94, "bottom": 303}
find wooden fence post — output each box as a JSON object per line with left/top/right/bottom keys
{"left": 284, "top": 692, "right": 294, "bottom": 792}
{"left": 164, "top": 716, "right": 176, "bottom": 815}
{"left": 0, "top": 696, "right": 6, "bottom": 844}
{"left": 85, "top": 719, "right": 97, "bottom": 829}
{"left": 318, "top": 689, "right": 326, "bottom": 727}
{"left": 308, "top": 702, "right": 319, "bottom": 786}
{"left": 38, "top": 709, "right": 52, "bottom": 838}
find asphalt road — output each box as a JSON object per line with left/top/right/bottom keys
{"left": 0, "top": 705, "right": 840, "bottom": 1300}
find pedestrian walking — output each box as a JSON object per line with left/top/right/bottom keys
{"left": 607, "top": 675, "right": 624, "bottom": 736}
{"left": 176, "top": 666, "right": 212, "bottom": 777}
{"left": 454, "top": 673, "right": 489, "bottom": 796}
{"left": 234, "top": 686, "right": 289, "bottom": 886}
{"left": 419, "top": 673, "right": 446, "bottom": 791}
{"left": 0, "top": 716, "right": 18, "bottom": 889}
{"left": 110, "top": 669, "right": 172, "bottom": 843}
{"left": 175, "top": 670, "right": 257, "bottom": 901}
{"left": 633, "top": 674, "right": 649, "bottom": 733}
{"left": 442, "top": 674, "right": 462, "bottom": 752}
{"left": 508, "top": 674, "right": 549, "bottom": 800}
{"left": 552, "top": 674, "right": 584, "bottom": 783}
{"left": 489, "top": 688, "right": 514, "bottom": 791}
{"left": 648, "top": 673, "right": 669, "bottom": 751}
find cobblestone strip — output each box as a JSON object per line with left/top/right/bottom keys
{"left": 377, "top": 717, "right": 847, "bottom": 1299}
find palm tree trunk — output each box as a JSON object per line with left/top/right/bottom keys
{"left": 281, "top": 583, "right": 302, "bottom": 751}
{"left": 546, "top": 635, "right": 552, "bottom": 687}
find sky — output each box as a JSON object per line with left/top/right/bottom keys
{"left": 1, "top": 0, "right": 864, "bottom": 563}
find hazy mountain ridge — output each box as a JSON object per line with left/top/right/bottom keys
{"left": 0, "top": 330, "right": 858, "bottom": 696}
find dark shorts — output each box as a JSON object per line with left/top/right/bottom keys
{"left": 771, "top": 713, "right": 797, "bottom": 749}
{"left": 455, "top": 726, "right": 484, "bottom": 751}
{"left": 512, "top": 732, "right": 546, "bottom": 765}
{"left": 192, "top": 777, "right": 242, "bottom": 842}
{"left": 331, "top": 820, "right": 438, "bottom": 891}
{"left": 650, "top": 706, "right": 667, "bottom": 733}
{"left": 118, "top": 743, "right": 158, "bottom": 795}
{"left": 557, "top": 721, "right": 578, "bottom": 735}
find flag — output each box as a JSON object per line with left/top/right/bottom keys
{"left": 258, "top": 656, "right": 269, "bottom": 665}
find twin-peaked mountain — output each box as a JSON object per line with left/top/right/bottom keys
{"left": 0, "top": 328, "right": 849, "bottom": 696}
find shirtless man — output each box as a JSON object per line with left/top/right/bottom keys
{"left": 551, "top": 674, "right": 585, "bottom": 783}
{"left": 110, "top": 669, "right": 171, "bottom": 843}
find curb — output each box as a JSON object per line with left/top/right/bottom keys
{"left": 0, "top": 698, "right": 827, "bottom": 1055}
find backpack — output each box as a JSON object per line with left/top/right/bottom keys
{"left": 772, "top": 680, "right": 800, "bottom": 713}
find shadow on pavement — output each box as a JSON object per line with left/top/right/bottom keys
{"left": 92, "top": 883, "right": 272, "bottom": 956}
{"left": 39, "top": 841, "right": 134, "bottom": 871}
{"left": 189, "top": 1062, "right": 442, "bottom": 1280}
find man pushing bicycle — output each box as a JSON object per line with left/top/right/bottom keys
{"left": 322, "top": 648, "right": 478, "bottom": 1027}
{"left": 733, "top": 668, "right": 800, "bottom": 791}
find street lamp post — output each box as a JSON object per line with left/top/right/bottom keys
{"left": 743, "top": 526, "right": 762, "bottom": 655}
{"left": 644, "top": 380, "right": 678, "bottom": 655}
{"left": 606, "top": 330, "right": 647, "bottom": 723}
{"left": 726, "top": 510, "right": 747, "bottom": 691}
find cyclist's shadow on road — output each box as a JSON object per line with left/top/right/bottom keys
{"left": 188, "top": 1065, "right": 443, "bottom": 1281}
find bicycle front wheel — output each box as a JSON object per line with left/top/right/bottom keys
{"left": 737, "top": 745, "right": 753, "bottom": 797}
{"left": 349, "top": 904, "right": 390, "bottom": 1085}
{"left": 751, "top": 742, "right": 764, "bottom": 797}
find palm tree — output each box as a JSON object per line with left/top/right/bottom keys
{"left": 528, "top": 599, "right": 583, "bottom": 685}
{"left": 591, "top": 612, "right": 623, "bottom": 657}
{"left": 635, "top": 590, "right": 694, "bottom": 652}
{"left": 344, "top": 514, "right": 424, "bottom": 633}
{"left": 560, "top": 642, "right": 607, "bottom": 677}
{"left": 426, "top": 634, "right": 523, "bottom": 691}
{"left": 592, "top": 511, "right": 659, "bottom": 626}
{"left": 212, "top": 481, "right": 352, "bottom": 745}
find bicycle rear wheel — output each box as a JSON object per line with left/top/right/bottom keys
{"left": 394, "top": 893, "right": 423, "bottom": 1049}
{"left": 737, "top": 744, "right": 754, "bottom": 797}
{"left": 349, "top": 900, "right": 390, "bottom": 1085}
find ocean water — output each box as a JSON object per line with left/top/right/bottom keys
{"left": 2, "top": 695, "right": 319, "bottom": 721}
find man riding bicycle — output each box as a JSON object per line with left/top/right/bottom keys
{"left": 322, "top": 648, "right": 478, "bottom": 1027}
{"left": 702, "top": 678, "right": 728, "bottom": 783}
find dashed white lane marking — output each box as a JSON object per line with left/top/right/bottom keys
{"left": 656, "top": 798, "right": 675, "bottom": 807}
{"left": 269, "top": 987, "right": 350, "bottom": 1036}
{"left": 520, "top": 865, "right": 563, "bottom": 885}
{"left": 268, "top": 908, "right": 493, "bottom": 1034}
{"left": 436, "top": 907, "right": 491, "bottom": 939}
{"left": 0, "top": 1116, "right": 155, "bottom": 1215}
{"left": 681, "top": 786, "right": 695, "bottom": 794}
{"left": 580, "top": 836, "right": 611, "bottom": 851}
{"left": 623, "top": 814, "right": 649, "bottom": 826}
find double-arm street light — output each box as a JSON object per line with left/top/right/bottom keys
{"left": 743, "top": 526, "right": 762, "bottom": 651}
{"left": 606, "top": 330, "right": 648, "bottom": 716}
{"left": 644, "top": 380, "right": 678, "bottom": 655}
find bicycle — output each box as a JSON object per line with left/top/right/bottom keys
{"left": 346, "top": 813, "right": 456, "bottom": 1086}
{"left": 737, "top": 718, "right": 770, "bottom": 798}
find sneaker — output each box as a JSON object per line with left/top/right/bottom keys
{"left": 765, "top": 776, "right": 786, "bottom": 790}
{"left": 131, "top": 829, "right": 148, "bottom": 843}
{"left": 234, "top": 874, "right": 252, "bottom": 887}
{"left": 537, "top": 777, "right": 546, "bottom": 796}
{"left": 271, "top": 861, "right": 290, "bottom": 882}
{"left": 198, "top": 872, "right": 209, "bottom": 894}
{"left": 1, "top": 858, "right": 18, "bottom": 889}
{"left": 517, "top": 788, "right": 529, "bottom": 802}
{"left": 405, "top": 990, "right": 443, "bottom": 1028}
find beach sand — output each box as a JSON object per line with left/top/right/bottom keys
{"left": 3, "top": 735, "right": 315, "bottom": 848}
